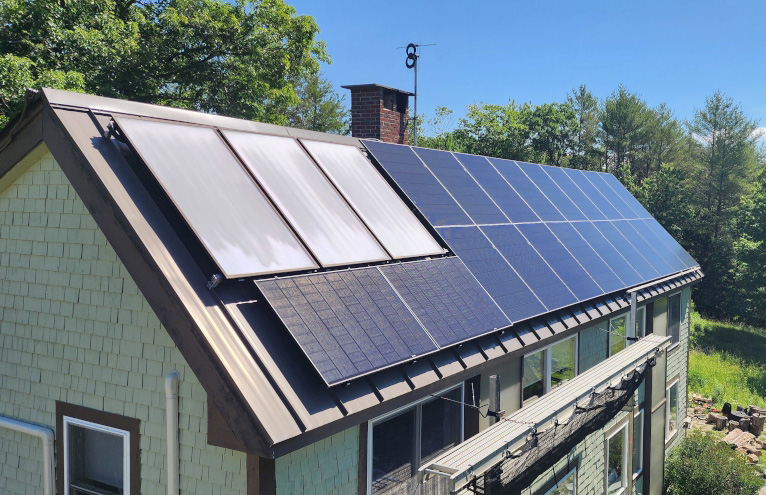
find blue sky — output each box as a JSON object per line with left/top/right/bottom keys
{"left": 288, "top": 1, "right": 766, "bottom": 138}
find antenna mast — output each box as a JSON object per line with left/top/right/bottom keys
{"left": 403, "top": 43, "right": 435, "bottom": 146}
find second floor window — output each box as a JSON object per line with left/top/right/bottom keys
{"left": 668, "top": 293, "right": 682, "bottom": 345}
{"left": 522, "top": 336, "right": 577, "bottom": 404}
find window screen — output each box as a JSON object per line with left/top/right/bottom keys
{"left": 633, "top": 410, "right": 644, "bottom": 475}
{"left": 635, "top": 306, "right": 646, "bottom": 338}
{"left": 550, "top": 337, "right": 576, "bottom": 389}
{"left": 372, "top": 409, "right": 415, "bottom": 494}
{"left": 666, "top": 381, "right": 679, "bottom": 439}
{"left": 301, "top": 140, "right": 443, "bottom": 259}
{"left": 115, "top": 117, "right": 317, "bottom": 277}
{"left": 606, "top": 425, "right": 627, "bottom": 495}
{"left": 65, "top": 419, "right": 128, "bottom": 495}
{"left": 421, "top": 388, "right": 462, "bottom": 463}
{"left": 523, "top": 350, "right": 545, "bottom": 403}
{"left": 222, "top": 131, "right": 389, "bottom": 266}
{"left": 545, "top": 468, "right": 576, "bottom": 495}
{"left": 668, "top": 293, "right": 681, "bottom": 344}
{"left": 609, "top": 315, "right": 627, "bottom": 356}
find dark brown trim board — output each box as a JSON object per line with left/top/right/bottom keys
{"left": 56, "top": 401, "right": 141, "bottom": 495}
{"left": 247, "top": 455, "right": 277, "bottom": 495}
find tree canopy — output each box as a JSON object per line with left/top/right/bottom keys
{"left": 0, "top": 0, "right": 347, "bottom": 131}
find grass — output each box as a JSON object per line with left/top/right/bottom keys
{"left": 688, "top": 310, "right": 766, "bottom": 410}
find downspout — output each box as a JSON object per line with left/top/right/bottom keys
{"left": 0, "top": 415, "right": 54, "bottom": 495}
{"left": 165, "top": 371, "right": 180, "bottom": 495}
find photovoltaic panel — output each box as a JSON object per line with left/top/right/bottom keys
{"left": 585, "top": 172, "right": 641, "bottom": 219}
{"left": 563, "top": 169, "right": 623, "bottom": 219}
{"left": 300, "top": 140, "right": 444, "bottom": 259}
{"left": 223, "top": 131, "right": 388, "bottom": 267}
{"left": 437, "top": 226, "right": 546, "bottom": 321}
{"left": 640, "top": 219, "right": 698, "bottom": 268}
{"left": 611, "top": 220, "right": 674, "bottom": 276}
{"left": 380, "top": 258, "right": 509, "bottom": 347}
{"left": 255, "top": 268, "right": 437, "bottom": 385}
{"left": 363, "top": 140, "right": 471, "bottom": 226}
{"left": 482, "top": 225, "right": 578, "bottom": 310}
{"left": 488, "top": 158, "right": 565, "bottom": 221}
{"left": 453, "top": 153, "right": 539, "bottom": 223}
{"left": 627, "top": 220, "right": 690, "bottom": 271}
{"left": 517, "top": 162, "right": 587, "bottom": 221}
{"left": 541, "top": 166, "right": 606, "bottom": 220}
{"left": 114, "top": 117, "right": 317, "bottom": 278}
{"left": 600, "top": 174, "right": 652, "bottom": 218}
{"left": 516, "top": 223, "right": 603, "bottom": 301}
{"left": 547, "top": 222, "right": 625, "bottom": 293}
{"left": 571, "top": 222, "right": 644, "bottom": 286}
{"left": 412, "top": 147, "right": 507, "bottom": 224}
{"left": 593, "top": 221, "right": 659, "bottom": 281}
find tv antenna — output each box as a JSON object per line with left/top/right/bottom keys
{"left": 398, "top": 42, "right": 435, "bottom": 146}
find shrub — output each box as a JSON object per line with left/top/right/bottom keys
{"left": 664, "top": 431, "right": 762, "bottom": 495}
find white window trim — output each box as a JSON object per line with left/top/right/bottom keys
{"left": 667, "top": 291, "right": 682, "bottom": 346}
{"left": 605, "top": 416, "right": 629, "bottom": 495}
{"left": 522, "top": 335, "right": 578, "bottom": 405}
{"left": 367, "top": 383, "right": 464, "bottom": 495}
{"left": 63, "top": 415, "right": 130, "bottom": 495}
{"left": 544, "top": 466, "right": 577, "bottom": 495}
{"left": 633, "top": 409, "right": 644, "bottom": 480}
{"left": 665, "top": 379, "right": 680, "bottom": 443}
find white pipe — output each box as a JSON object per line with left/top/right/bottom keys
{"left": 0, "top": 415, "right": 54, "bottom": 495}
{"left": 165, "top": 371, "right": 180, "bottom": 495}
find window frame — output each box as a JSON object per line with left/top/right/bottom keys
{"left": 667, "top": 292, "right": 682, "bottom": 347}
{"left": 604, "top": 416, "right": 630, "bottom": 495}
{"left": 522, "top": 335, "right": 578, "bottom": 406}
{"left": 633, "top": 408, "right": 644, "bottom": 480}
{"left": 367, "top": 384, "right": 465, "bottom": 495}
{"left": 635, "top": 306, "right": 646, "bottom": 339}
{"left": 608, "top": 313, "right": 628, "bottom": 357}
{"left": 543, "top": 466, "right": 577, "bottom": 495}
{"left": 56, "top": 401, "right": 140, "bottom": 495}
{"left": 665, "top": 379, "right": 680, "bottom": 443}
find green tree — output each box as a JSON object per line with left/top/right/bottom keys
{"left": 417, "top": 106, "right": 458, "bottom": 151}
{"left": 524, "top": 101, "right": 580, "bottom": 166}
{"left": 734, "top": 168, "right": 766, "bottom": 326}
{"left": 286, "top": 72, "right": 348, "bottom": 134}
{"left": 451, "top": 101, "right": 533, "bottom": 160}
{"left": 0, "top": 0, "right": 337, "bottom": 127}
{"left": 567, "top": 85, "right": 602, "bottom": 170}
{"left": 601, "top": 85, "right": 651, "bottom": 176}
{"left": 686, "top": 91, "right": 762, "bottom": 319}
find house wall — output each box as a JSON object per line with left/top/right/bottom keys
{"left": 478, "top": 356, "right": 522, "bottom": 431}
{"left": 664, "top": 287, "right": 691, "bottom": 455}
{"left": 274, "top": 426, "right": 359, "bottom": 495}
{"left": 578, "top": 320, "right": 608, "bottom": 372}
{"left": 0, "top": 150, "right": 247, "bottom": 495}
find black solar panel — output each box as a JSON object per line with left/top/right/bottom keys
{"left": 256, "top": 268, "right": 437, "bottom": 385}
{"left": 453, "top": 153, "right": 539, "bottom": 223}
{"left": 516, "top": 223, "right": 603, "bottom": 301}
{"left": 611, "top": 220, "right": 674, "bottom": 276}
{"left": 541, "top": 166, "right": 606, "bottom": 220}
{"left": 586, "top": 172, "right": 640, "bottom": 219}
{"left": 363, "top": 140, "right": 470, "bottom": 226}
{"left": 517, "top": 162, "right": 586, "bottom": 221}
{"left": 489, "top": 158, "right": 565, "bottom": 221}
{"left": 437, "top": 226, "right": 546, "bottom": 321}
{"left": 482, "top": 225, "right": 577, "bottom": 311}
{"left": 601, "top": 174, "right": 652, "bottom": 218}
{"left": 380, "top": 258, "right": 509, "bottom": 347}
{"left": 413, "top": 148, "right": 507, "bottom": 225}
{"left": 641, "top": 219, "right": 698, "bottom": 268}
{"left": 593, "top": 221, "right": 659, "bottom": 281}
{"left": 563, "top": 169, "right": 623, "bottom": 219}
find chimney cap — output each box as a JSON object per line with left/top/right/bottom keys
{"left": 341, "top": 83, "right": 414, "bottom": 97}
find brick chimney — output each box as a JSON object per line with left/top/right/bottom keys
{"left": 341, "top": 84, "right": 413, "bottom": 144}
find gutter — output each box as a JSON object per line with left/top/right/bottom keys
{"left": 0, "top": 415, "right": 54, "bottom": 495}
{"left": 166, "top": 371, "right": 180, "bottom": 495}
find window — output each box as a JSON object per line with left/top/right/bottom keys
{"left": 668, "top": 293, "right": 681, "bottom": 345}
{"left": 606, "top": 421, "right": 629, "bottom": 495}
{"left": 523, "top": 336, "right": 577, "bottom": 404}
{"left": 609, "top": 314, "right": 627, "bottom": 356}
{"left": 633, "top": 409, "right": 644, "bottom": 477}
{"left": 666, "top": 380, "right": 679, "bottom": 441}
{"left": 369, "top": 386, "right": 463, "bottom": 495}
{"left": 544, "top": 468, "right": 577, "bottom": 495}
{"left": 57, "top": 402, "right": 139, "bottom": 495}
{"left": 635, "top": 306, "right": 646, "bottom": 339}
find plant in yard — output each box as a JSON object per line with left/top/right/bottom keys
{"left": 664, "top": 431, "right": 762, "bottom": 495}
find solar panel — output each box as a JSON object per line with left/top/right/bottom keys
{"left": 300, "top": 140, "right": 444, "bottom": 259}
{"left": 380, "top": 258, "right": 509, "bottom": 347}
{"left": 516, "top": 223, "right": 603, "bottom": 301}
{"left": 563, "top": 169, "right": 624, "bottom": 219}
{"left": 600, "top": 174, "right": 653, "bottom": 218}
{"left": 541, "top": 166, "right": 606, "bottom": 220}
{"left": 482, "top": 225, "right": 578, "bottom": 310}
{"left": 256, "top": 268, "right": 438, "bottom": 385}
{"left": 436, "top": 226, "right": 546, "bottom": 321}
{"left": 517, "top": 162, "right": 587, "bottom": 221}
{"left": 546, "top": 222, "right": 625, "bottom": 293}
{"left": 592, "top": 221, "right": 659, "bottom": 281}
{"left": 453, "top": 153, "right": 539, "bottom": 223}
{"left": 114, "top": 117, "right": 317, "bottom": 278}
{"left": 640, "top": 219, "right": 698, "bottom": 268}
{"left": 223, "top": 131, "right": 389, "bottom": 267}
{"left": 570, "top": 222, "right": 644, "bottom": 286}
{"left": 611, "top": 220, "right": 674, "bottom": 276}
{"left": 626, "top": 220, "right": 689, "bottom": 272}
{"left": 412, "top": 148, "right": 507, "bottom": 224}
{"left": 363, "top": 140, "right": 471, "bottom": 226}
{"left": 585, "top": 172, "right": 641, "bottom": 219}
{"left": 489, "top": 158, "right": 565, "bottom": 221}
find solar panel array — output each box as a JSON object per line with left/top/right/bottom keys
{"left": 257, "top": 257, "right": 510, "bottom": 385}
{"left": 116, "top": 117, "right": 444, "bottom": 278}
{"left": 363, "top": 140, "right": 699, "bottom": 323}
